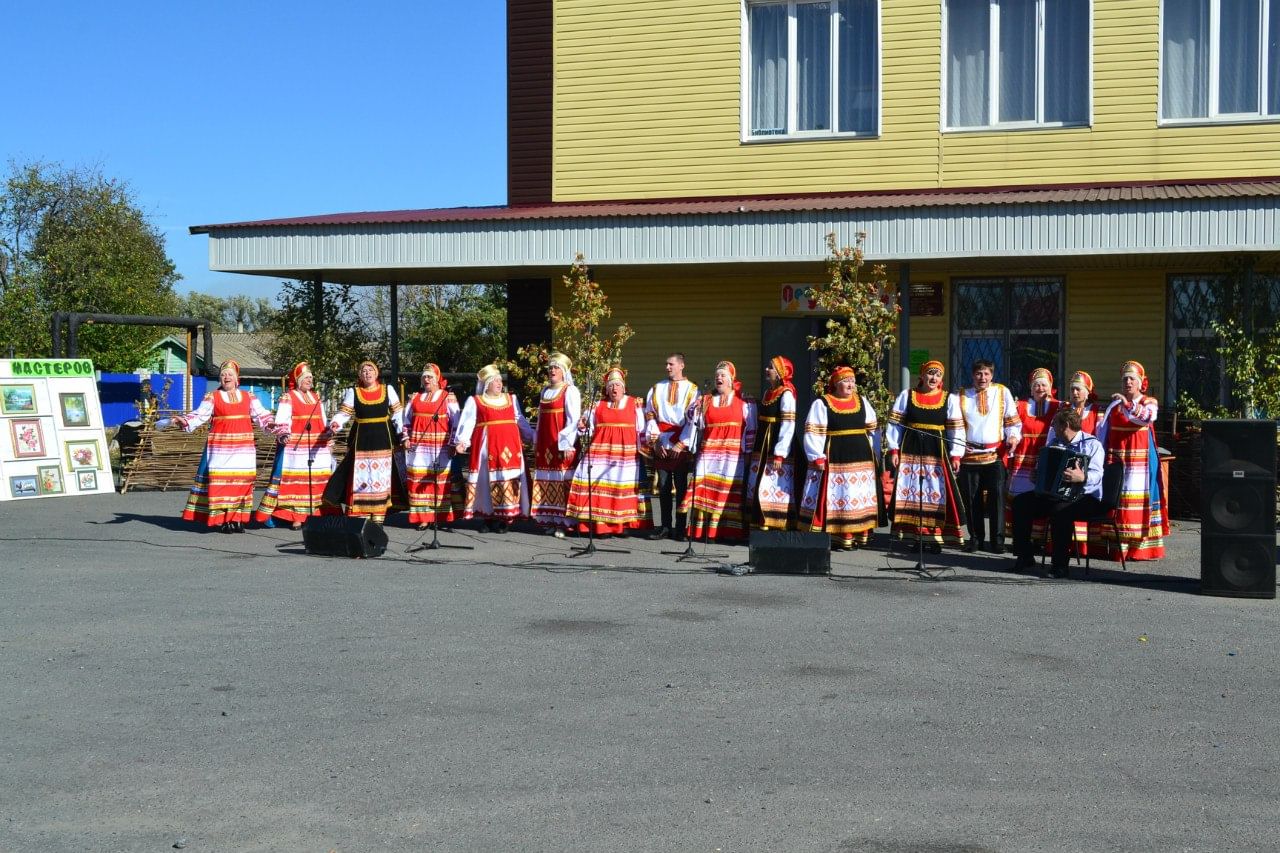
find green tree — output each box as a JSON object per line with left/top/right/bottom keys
{"left": 263, "top": 280, "right": 369, "bottom": 395}
{"left": 504, "top": 254, "right": 633, "bottom": 414}
{"left": 400, "top": 284, "right": 507, "bottom": 373}
{"left": 808, "top": 232, "right": 899, "bottom": 416}
{"left": 0, "top": 161, "right": 179, "bottom": 369}
{"left": 175, "top": 291, "right": 277, "bottom": 333}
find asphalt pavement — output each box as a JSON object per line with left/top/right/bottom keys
{"left": 2, "top": 490, "right": 1278, "bottom": 852}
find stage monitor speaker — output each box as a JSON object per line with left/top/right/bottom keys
{"left": 748, "top": 530, "right": 831, "bottom": 575}
{"left": 303, "top": 515, "right": 388, "bottom": 558}
{"left": 1200, "top": 419, "right": 1276, "bottom": 599}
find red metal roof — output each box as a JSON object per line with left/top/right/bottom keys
{"left": 189, "top": 178, "right": 1280, "bottom": 234}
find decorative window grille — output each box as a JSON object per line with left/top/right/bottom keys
{"left": 952, "top": 277, "right": 1064, "bottom": 397}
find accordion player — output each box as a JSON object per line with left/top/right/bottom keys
{"left": 1035, "top": 444, "right": 1091, "bottom": 501}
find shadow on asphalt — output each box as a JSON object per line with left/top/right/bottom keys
{"left": 94, "top": 512, "right": 203, "bottom": 533}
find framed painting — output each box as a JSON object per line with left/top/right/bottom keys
{"left": 9, "top": 474, "right": 38, "bottom": 498}
{"left": 59, "top": 392, "right": 90, "bottom": 427}
{"left": 65, "top": 439, "right": 103, "bottom": 471}
{"left": 36, "top": 465, "right": 64, "bottom": 495}
{"left": 9, "top": 418, "right": 47, "bottom": 459}
{"left": 76, "top": 469, "right": 98, "bottom": 491}
{"left": 1, "top": 384, "right": 37, "bottom": 415}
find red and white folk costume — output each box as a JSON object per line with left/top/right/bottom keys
{"left": 678, "top": 360, "right": 756, "bottom": 542}
{"left": 747, "top": 355, "right": 798, "bottom": 530}
{"left": 566, "top": 367, "right": 650, "bottom": 534}
{"left": 885, "top": 360, "right": 966, "bottom": 547}
{"left": 403, "top": 363, "right": 460, "bottom": 526}
{"left": 255, "top": 362, "right": 334, "bottom": 526}
{"left": 799, "top": 367, "right": 882, "bottom": 549}
{"left": 530, "top": 352, "right": 582, "bottom": 529}
{"left": 454, "top": 364, "right": 535, "bottom": 521}
{"left": 1007, "top": 368, "right": 1063, "bottom": 499}
{"left": 1095, "top": 360, "right": 1168, "bottom": 561}
{"left": 179, "top": 360, "right": 275, "bottom": 528}
{"left": 1066, "top": 370, "right": 1101, "bottom": 435}
{"left": 323, "top": 361, "right": 406, "bottom": 524}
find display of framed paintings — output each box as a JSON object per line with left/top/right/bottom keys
{"left": 64, "top": 438, "right": 103, "bottom": 471}
{"left": 1, "top": 360, "right": 114, "bottom": 501}
{"left": 9, "top": 418, "right": 46, "bottom": 459}
{"left": 1, "top": 384, "right": 37, "bottom": 415}
{"left": 59, "top": 392, "right": 90, "bottom": 427}
{"left": 37, "top": 465, "right": 64, "bottom": 495}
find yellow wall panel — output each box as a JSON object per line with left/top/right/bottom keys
{"left": 553, "top": 0, "right": 1280, "bottom": 200}
{"left": 1064, "top": 269, "right": 1167, "bottom": 401}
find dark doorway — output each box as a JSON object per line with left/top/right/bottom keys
{"left": 760, "top": 315, "right": 832, "bottom": 492}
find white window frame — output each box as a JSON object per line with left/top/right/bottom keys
{"left": 939, "top": 0, "right": 1094, "bottom": 133}
{"left": 740, "top": 0, "right": 883, "bottom": 142}
{"left": 1158, "top": 0, "right": 1279, "bottom": 125}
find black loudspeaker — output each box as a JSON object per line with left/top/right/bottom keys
{"left": 1200, "top": 419, "right": 1276, "bottom": 599}
{"left": 748, "top": 530, "right": 831, "bottom": 574}
{"left": 303, "top": 515, "right": 388, "bottom": 558}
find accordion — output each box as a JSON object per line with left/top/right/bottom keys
{"left": 1034, "top": 445, "right": 1090, "bottom": 501}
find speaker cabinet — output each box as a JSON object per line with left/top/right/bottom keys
{"left": 748, "top": 530, "right": 831, "bottom": 574}
{"left": 303, "top": 515, "right": 388, "bottom": 558}
{"left": 1200, "top": 420, "right": 1276, "bottom": 599}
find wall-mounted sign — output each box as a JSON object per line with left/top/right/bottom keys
{"left": 909, "top": 282, "right": 944, "bottom": 317}
{"left": 781, "top": 283, "right": 821, "bottom": 312}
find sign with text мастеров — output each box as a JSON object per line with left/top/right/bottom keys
{"left": 0, "top": 359, "right": 115, "bottom": 501}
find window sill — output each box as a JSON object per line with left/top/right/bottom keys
{"left": 1158, "top": 115, "right": 1280, "bottom": 128}
{"left": 942, "top": 121, "right": 1091, "bottom": 134}
{"left": 742, "top": 131, "right": 881, "bottom": 144}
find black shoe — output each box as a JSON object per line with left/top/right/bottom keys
{"left": 648, "top": 526, "right": 670, "bottom": 541}
{"left": 985, "top": 543, "right": 1005, "bottom": 555}
{"left": 924, "top": 542, "right": 942, "bottom": 554}
{"left": 493, "top": 522, "right": 508, "bottom": 534}
{"left": 220, "top": 523, "right": 233, "bottom": 534}
{"left": 1050, "top": 564, "right": 1069, "bottom": 579}
{"left": 1012, "top": 554, "right": 1035, "bottom": 573}
{"left": 963, "top": 539, "right": 980, "bottom": 553}
{"left": 670, "top": 529, "right": 687, "bottom": 542}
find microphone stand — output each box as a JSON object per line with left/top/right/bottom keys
{"left": 889, "top": 421, "right": 967, "bottom": 578}
{"left": 670, "top": 378, "right": 729, "bottom": 563}
{"left": 571, "top": 385, "right": 629, "bottom": 558}
{"left": 407, "top": 389, "right": 473, "bottom": 553}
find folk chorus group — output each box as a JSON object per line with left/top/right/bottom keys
{"left": 173, "top": 354, "right": 1169, "bottom": 575}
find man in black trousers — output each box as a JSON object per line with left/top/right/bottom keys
{"left": 1011, "top": 407, "right": 1104, "bottom": 578}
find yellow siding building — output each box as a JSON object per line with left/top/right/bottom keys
{"left": 195, "top": 0, "right": 1280, "bottom": 417}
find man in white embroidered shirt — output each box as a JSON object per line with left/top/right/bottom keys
{"left": 957, "top": 359, "right": 1020, "bottom": 554}
{"left": 1011, "top": 407, "right": 1105, "bottom": 578}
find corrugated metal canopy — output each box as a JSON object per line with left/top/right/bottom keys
{"left": 190, "top": 178, "right": 1280, "bottom": 233}
{"left": 191, "top": 179, "right": 1280, "bottom": 285}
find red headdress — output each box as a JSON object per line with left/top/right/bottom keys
{"left": 827, "top": 365, "right": 856, "bottom": 396}
{"left": 1121, "top": 360, "right": 1149, "bottom": 394}
{"left": 716, "top": 360, "right": 742, "bottom": 395}
{"left": 764, "top": 355, "right": 797, "bottom": 404}
{"left": 1069, "top": 370, "right": 1096, "bottom": 403}
{"left": 284, "top": 361, "right": 311, "bottom": 391}
{"left": 422, "top": 363, "right": 446, "bottom": 389}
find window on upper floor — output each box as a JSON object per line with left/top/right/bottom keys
{"left": 1161, "top": 0, "right": 1280, "bottom": 122}
{"left": 943, "top": 0, "right": 1091, "bottom": 131}
{"left": 744, "top": 0, "right": 880, "bottom": 140}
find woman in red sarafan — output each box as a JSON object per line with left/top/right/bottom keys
{"left": 176, "top": 359, "right": 275, "bottom": 533}
{"left": 255, "top": 361, "right": 335, "bottom": 530}
{"left": 402, "top": 363, "right": 460, "bottom": 529}
{"left": 1095, "top": 360, "right": 1168, "bottom": 561}
{"left": 566, "top": 366, "right": 649, "bottom": 536}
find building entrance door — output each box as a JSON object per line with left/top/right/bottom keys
{"left": 760, "top": 316, "right": 830, "bottom": 509}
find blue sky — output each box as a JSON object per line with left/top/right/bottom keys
{"left": 5, "top": 0, "right": 507, "bottom": 297}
